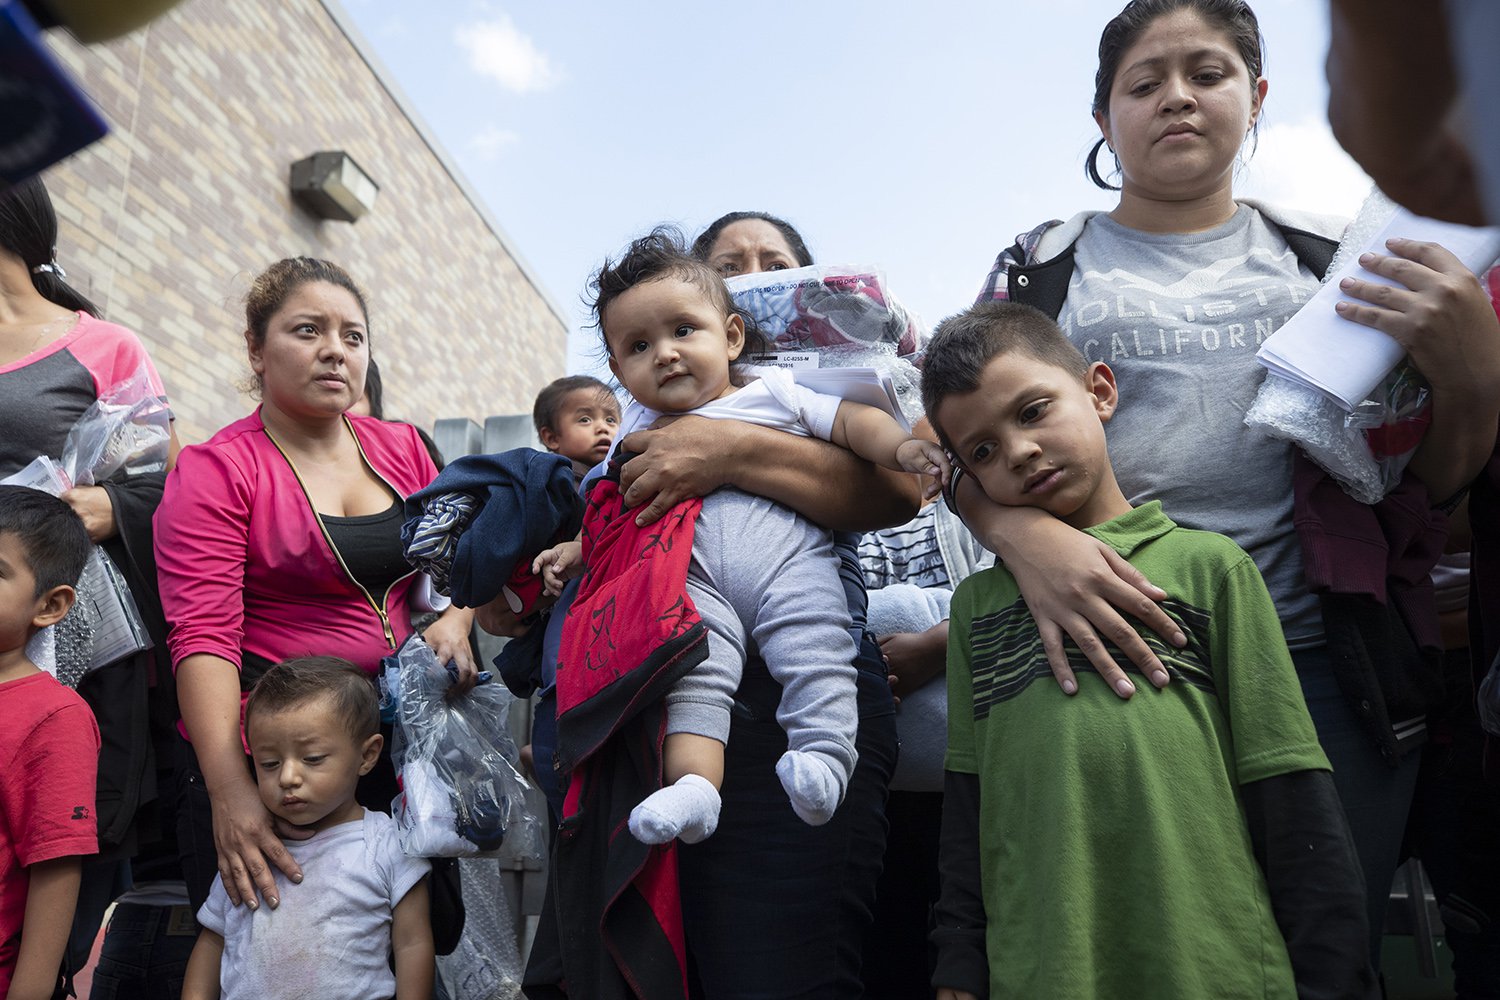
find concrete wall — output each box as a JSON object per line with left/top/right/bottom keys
{"left": 39, "top": 0, "right": 566, "bottom": 443}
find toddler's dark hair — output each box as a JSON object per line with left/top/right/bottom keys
{"left": 590, "top": 226, "right": 765, "bottom": 356}
{"left": 245, "top": 656, "right": 381, "bottom": 743}
{"left": 921, "top": 302, "right": 1090, "bottom": 450}
{"left": 0, "top": 486, "right": 90, "bottom": 597}
{"left": 532, "top": 375, "right": 618, "bottom": 435}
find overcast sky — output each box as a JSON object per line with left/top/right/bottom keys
{"left": 340, "top": 0, "right": 1373, "bottom": 373}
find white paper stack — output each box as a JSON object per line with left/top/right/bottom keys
{"left": 1256, "top": 209, "right": 1500, "bottom": 410}
{"left": 791, "top": 366, "right": 909, "bottom": 431}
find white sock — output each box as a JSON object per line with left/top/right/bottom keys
{"left": 775, "top": 750, "right": 845, "bottom": 826}
{"left": 628, "top": 773, "right": 722, "bottom": 845}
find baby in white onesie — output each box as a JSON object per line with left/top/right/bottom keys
{"left": 535, "top": 230, "right": 948, "bottom": 845}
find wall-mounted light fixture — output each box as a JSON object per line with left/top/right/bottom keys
{"left": 289, "top": 151, "right": 379, "bottom": 222}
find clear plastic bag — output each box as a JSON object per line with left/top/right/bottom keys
{"left": 0, "top": 453, "right": 152, "bottom": 686}
{"left": 1346, "top": 362, "right": 1430, "bottom": 481}
{"left": 1245, "top": 190, "right": 1435, "bottom": 503}
{"left": 727, "top": 264, "right": 927, "bottom": 360}
{"left": 60, "top": 362, "right": 171, "bottom": 486}
{"left": 68, "top": 546, "right": 150, "bottom": 679}
{"left": 1244, "top": 373, "right": 1427, "bottom": 505}
{"left": 387, "top": 636, "right": 544, "bottom": 861}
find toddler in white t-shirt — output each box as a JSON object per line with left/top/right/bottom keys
{"left": 181, "top": 657, "right": 432, "bottom": 1000}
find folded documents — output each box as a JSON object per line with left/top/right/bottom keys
{"left": 1257, "top": 208, "right": 1500, "bottom": 410}
{"left": 749, "top": 363, "right": 910, "bottom": 431}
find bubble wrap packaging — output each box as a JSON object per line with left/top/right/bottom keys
{"left": 813, "top": 342, "right": 927, "bottom": 427}
{"left": 435, "top": 857, "right": 525, "bottom": 1000}
{"left": 1245, "top": 190, "right": 1431, "bottom": 503}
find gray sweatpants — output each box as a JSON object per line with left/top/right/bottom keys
{"left": 667, "top": 488, "right": 859, "bottom": 780}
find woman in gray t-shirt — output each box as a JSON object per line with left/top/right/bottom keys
{"left": 953, "top": 0, "right": 1500, "bottom": 974}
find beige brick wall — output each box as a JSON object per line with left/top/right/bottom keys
{"left": 38, "top": 0, "right": 567, "bottom": 444}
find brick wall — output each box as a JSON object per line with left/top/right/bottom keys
{"left": 38, "top": 0, "right": 567, "bottom": 444}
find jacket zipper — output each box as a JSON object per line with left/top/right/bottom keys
{"left": 263, "top": 417, "right": 415, "bottom": 650}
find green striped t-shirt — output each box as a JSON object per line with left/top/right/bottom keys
{"left": 947, "top": 501, "right": 1328, "bottom": 999}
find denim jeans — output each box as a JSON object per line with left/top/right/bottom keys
{"left": 678, "top": 633, "right": 898, "bottom": 1000}
{"left": 173, "top": 735, "right": 219, "bottom": 916}
{"left": 530, "top": 687, "right": 563, "bottom": 823}
{"left": 88, "top": 902, "right": 197, "bottom": 1000}
{"left": 65, "top": 859, "right": 130, "bottom": 974}
{"left": 1294, "top": 646, "right": 1421, "bottom": 966}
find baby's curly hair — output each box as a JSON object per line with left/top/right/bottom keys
{"left": 590, "top": 227, "right": 753, "bottom": 355}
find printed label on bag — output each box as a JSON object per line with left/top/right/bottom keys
{"left": 746, "top": 352, "right": 819, "bottom": 370}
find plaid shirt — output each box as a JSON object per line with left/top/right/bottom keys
{"left": 972, "top": 220, "right": 1059, "bottom": 304}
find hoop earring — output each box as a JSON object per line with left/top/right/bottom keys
{"left": 1086, "top": 137, "right": 1123, "bottom": 192}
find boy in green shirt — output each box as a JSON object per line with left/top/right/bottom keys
{"left": 923, "top": 303, "right": 1375, "bottom": 1000}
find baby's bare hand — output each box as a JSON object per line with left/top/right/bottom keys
{"left": 532, "top": 541, "right": 583, "bottom": 596}
{"left": 895, "top": 438, "right": 951, "bottom": 499}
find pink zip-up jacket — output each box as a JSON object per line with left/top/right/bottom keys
{"left": 154, "top": 408, "right": 438, "bottom": 679}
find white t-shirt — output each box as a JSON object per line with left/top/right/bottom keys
{"left": 197, "top": 809, "right": 429, "bottom": 1000}
{"left": 606, "top": 366, "right": 842, "bottom": 466}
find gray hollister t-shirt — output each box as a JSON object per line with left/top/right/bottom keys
{"left": 1060, "top": 205, "right": 1323, "bottom": 647}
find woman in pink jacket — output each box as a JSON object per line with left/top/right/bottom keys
{"left": 155, "top": 257, "right": 476, "bottom": 913}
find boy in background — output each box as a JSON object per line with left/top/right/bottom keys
{"left": 182, "top": 657, "right": 432, "bottom": 1000}
{"left": 923, "top": 304, "right": 1375, "bottom": 1000}
{"left": 520, "top": 375, "right": 621, "bottom": 810}
{"left": 532, "top": 375, "right": 621, "bottom": 481}
{"left": 0, "top": 486, "right": 99, "bottom": 1000}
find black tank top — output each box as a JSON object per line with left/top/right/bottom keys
{"left": 319, "top": 499, "right": 409, "bottom": 599}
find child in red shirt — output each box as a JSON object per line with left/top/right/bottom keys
{"left": 0, "top": 486, "right": 100, "bottom": 1000}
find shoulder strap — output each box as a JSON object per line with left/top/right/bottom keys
{"left": 1007, "top": 243, "right": 1078, "bottom": 321}
{"left": 1009, "top": 218, "right": 1340, "bottom": 320}
{"left": 1272, "top": 224, "right": 1340, "bottom": 281}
